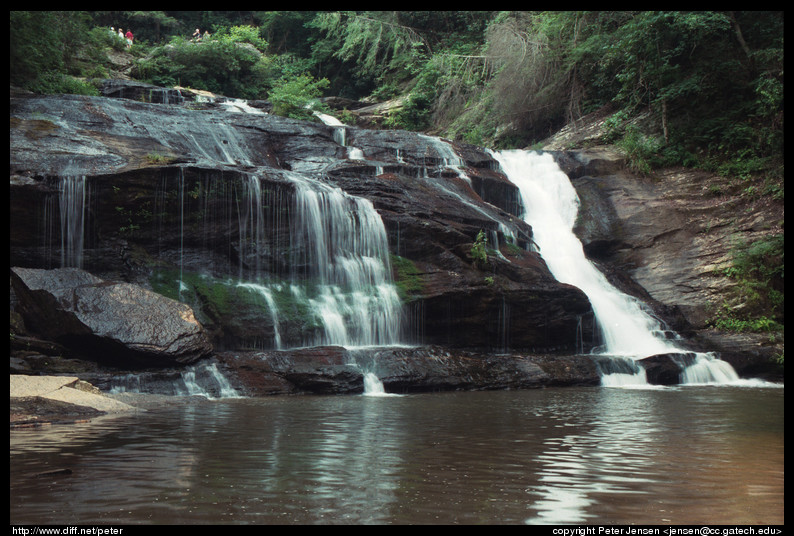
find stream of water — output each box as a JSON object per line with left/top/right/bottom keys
{"left": 492, "top": 150, "right": 741, "bottom": 386}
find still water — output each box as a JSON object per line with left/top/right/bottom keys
{"left": 10, "top": 385, "right": 783, "bottom": 525}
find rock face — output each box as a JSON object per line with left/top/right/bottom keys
{"left": 8, "top": 83, "right": 781, "bottom": 388}
{"left": 552, "top": 148, "right": 784, "bottom": 333}
{"left": 11, "top": 267, "right": 213, "bottom": 367}
{"left": 9, "top": 87, "right": 596, "bottom": 363}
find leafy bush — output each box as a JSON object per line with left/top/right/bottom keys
{"left": 712, "top": 234, "right": 784, "bottom": 331}
{"left": 617, "top": 126, "right": 663, "bottom": 175}
{"left": 137, "top": 31, "right": 271, "bottom": 99}
{"left": 31, "top": 73, "right": 100, "bottom": 96}
{"left": 268, "top": 74, "right": 330, "bottom": 120}
{"left": 470, "top": 230, "right": 488, "bottom": 267}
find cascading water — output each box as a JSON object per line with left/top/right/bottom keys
{"left": 109, "top": 362, "right": 241, "bottom": 398}
{"left": 58, "top": 176, "right": 88, "bottom": 268}
{"left": 310, "top": 111, "right": 410, "bottom": 393}
{"left": 287, "top": 171, "right": 404, "bottom": 349}
{"left": 492, "top": 150, "right": 739, "bottom": 386}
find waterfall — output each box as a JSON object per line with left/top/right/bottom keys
{"left": 221, "top": 98, "right": 265, "bottom": 115}
{"left": 492, "top": 150, "right": 739, "bottom": 386}
{"left": 59, "top": 176, "right": 88, "bottom": 268}
{"left": 309, "top": 111, "right": 404, "bottom": 393}
{"left": 421, "top": 135, "right": 524, "bottom": 256}
{"left": 287, "top": 172, "right": 403, "bottom": 348}
{"left": 236, "top": 282, "right": 284, "bottom": 349}
{"left": 237, "top": 174, "right": 266, "bottom": 280}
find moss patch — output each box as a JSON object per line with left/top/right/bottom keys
{"left": 391, "top": 254, "right": 424, "bottom": 302}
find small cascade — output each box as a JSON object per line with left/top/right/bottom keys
{"left": 237, "top": 174, "right": 266, "bottom": 280}
{"left": 109, "top": 362, "right": 241, "bottom": 398}
{"left": 594, "top": 356, "right": 650, "bottom": 387}
{"left": 178, "top": 169, "right": 185, "bottom": 298}
{"left": 314, "top": 111, "right": 367, "bottom": 160}
{"left": 672, "top": 352, "right": 740, "bottom": 384}
{"left": 420, "top": 135, "right": 524, "bottom": 256}
{"left": 314, "top": 111, "right": 347, "bottom": 146}
{"left": 287, "top": 172, "right": 403, "bottom": 347}
{"left": 493, "top": 150, "right": 740, "bottom": 386}
{"left": 179, "top": 363, "right": 241, "bottom": 398}
{"left": 59, "top": 176, "right": 88, "bottom": 268}
{"left": 220, "top": 98, "right": 265, "bottom": 115}
{"left": 236, "top": 282, "right": 284, "bottom": 349}
{"left": 362, "top": 372, "right": 393, "bottom": 397}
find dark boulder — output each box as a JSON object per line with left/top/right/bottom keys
{"left": 638, "top": 353, "right": 687, "bottom": 385}
{"left": 11, "top": 267, "right": 213, "bottom": 368}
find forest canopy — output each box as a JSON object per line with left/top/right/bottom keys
{"left": 9, "top": 11, "right": 784, "bottom": 179}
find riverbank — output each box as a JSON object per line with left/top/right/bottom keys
{"left": 10, "top": 375, "right": 139, "bottom": 428}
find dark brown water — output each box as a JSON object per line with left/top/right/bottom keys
{"left": 10, "top": 385, "right": 783, "bottom": 525}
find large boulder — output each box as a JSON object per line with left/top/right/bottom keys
{"left": 11, "top": 267, "right": 213, "bottom": 367}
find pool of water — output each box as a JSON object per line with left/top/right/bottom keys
{"left": 10, "top": 384, "right": 783, "bottom": 525}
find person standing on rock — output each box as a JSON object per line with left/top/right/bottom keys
{"left": 125, "top": 29, "right": 134, "bottom": 48}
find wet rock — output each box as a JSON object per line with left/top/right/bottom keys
{"left": 10, "top": 91, "right": 594, "bottom": 356}
{"left": 11, "top": 267, "right": 213, "bottom": 368}
{"left": 98, "top": 79, "right": 185, "bottom": 105}
{"left": 638, "top": 353, "right": 687, "bottom": 385}
{"left": 214, "top": 347, "right": 601, "bottom": 396}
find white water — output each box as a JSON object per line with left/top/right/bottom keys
{"left": 180, "top": 363, "right": 241, "bottom": 398}
{"left": 362, "top": 372, "right": 398, "bottom": 397}
{"left": 145, "top": 104, "right": 405, "bottom": 352}
{"left": 221, "top": 98, "right": 266, "bottom": 115}
{"left": 288, "top": 172, "right": 403, "bottom": 348}
{"left": 492, "top": 150, "right": 740, "bottom": 386}
{"left": 109, "top": 362, "right": 241, "bottom": 398}
{"left": 236, "top": 282, "right": 284, "bottom": 349}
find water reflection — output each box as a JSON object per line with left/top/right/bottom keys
{"left": 10, "top": 386, "right": 784, "bottom": 525}
{"left": 525, "top": 389, "right": 664, "bottom": 524}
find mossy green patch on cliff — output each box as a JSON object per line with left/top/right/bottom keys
{"left": 149, "top": 268, "right": 324, "bottom": 342}
{"left": 151, "top": 269, "right": 292, "bottom": 319}
{"left": 391, "top": 254, "right": 423, "bottom": 302}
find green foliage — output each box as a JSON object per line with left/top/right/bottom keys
{"left": 29, "top": 73, "right": 100, "bottom": 96}
{"left": 137, "top": 31, "right": 271, "bottom": 98}
{"left": 470, "top": 230, "right": 488, "bottom": 267}
{"left": 711, "top": 314, "right": 783, "bottom": 334}
{"left": 268, "top": 74, "right": 330, "bottom": 120}
{"left": 390, "top": 255, "right": 424, "bottom": 302}
{"left": 9, "top": 11, "right": 101, "bottom": 94}
{"left": 728, "top": 235, "right": 784, "bottom": 287}
{"left": 212, "top": 25, "right": 269, "bottom": 52}
{"left": 10, "top": 10, "right": 785, "bottom": 181}
{"left": 617, "top": 126, "right": 663, "bottom": 175}
{"left": 310, "top": 12, "right": 426, "bottom": 83}
{"left": 712, "top": 234, "right": 784, "bottom": 331}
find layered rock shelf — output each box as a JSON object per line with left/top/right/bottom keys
{"left": 9, "top": 81, "right": 782, "bottom": 403}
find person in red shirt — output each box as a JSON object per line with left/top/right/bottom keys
{"left": 125, "top": 30, "right": 133, "bottom": 48}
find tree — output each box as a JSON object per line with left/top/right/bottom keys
{"left": 10, "top": 11, "right": 98, "bottom": 95}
